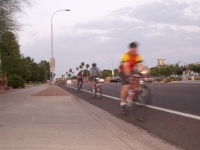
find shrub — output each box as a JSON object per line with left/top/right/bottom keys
{"left": 195, "top": 77, "right": 200, "bottom": 80}
{"left": 155, "top": 77, "right": 163, "bottom": 82}
{"left": 8, "top": 75, "right": 25, "bottom": 89}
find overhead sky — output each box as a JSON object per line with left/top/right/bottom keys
{"left": 18, "top": 0, "right": 200, "bottom": 78}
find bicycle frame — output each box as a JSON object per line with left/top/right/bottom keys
{"left": 124, "top": 71, "right": 151, "bottom": 121}
{"left": 127, "top": 75, "right": 147, "bottom": 102}
{"left": 93, "top": 78, "right": 100, "bottom": 92}
{"left": 92, "top": 78, "right": 102, "bottom": 99}
{"left": 77, "top": 79, "right": 83, "bottom": 91}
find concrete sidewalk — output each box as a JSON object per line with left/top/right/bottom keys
{"left": 0, "top": 84, "right": 182, "bottom": 150}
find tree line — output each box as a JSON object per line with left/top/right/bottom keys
{"left": 0, "top": 0, "right": 50, "bottom": 88}
{"left": 0, "top": 31, "right": 50, "bottom": 86}
{"left": 150, "top": 63, "right": 200, "bottom": 77}
{"left": 61, "top": 61, "right": 119, "bottom": 80}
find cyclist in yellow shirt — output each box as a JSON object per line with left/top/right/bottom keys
{"left": 119, "top": 42, "right": 145, "bottom": 111}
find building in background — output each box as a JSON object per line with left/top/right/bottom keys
{"left": 157, "top": 58, "right": 166, "bottom": 66}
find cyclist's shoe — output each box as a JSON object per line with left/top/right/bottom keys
{"left": 127, "top": 100, "right": 134, "bottom": 106}
{"left": 120, "top": 104, "right": 127, "bottom": 111}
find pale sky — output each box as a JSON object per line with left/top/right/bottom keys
{"left": 18, "top": 0, "right": 200, "bottom": 78}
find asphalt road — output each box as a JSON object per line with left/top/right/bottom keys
{"left": 61, "top": 82, "right": 200, "bottom": 150}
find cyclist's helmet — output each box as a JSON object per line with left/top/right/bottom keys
{"left": 79, "top": 71, "right": 82, "bottom": 74}
{"left": 129, "top": 42, "right": 138, "bottom": 48}
{"left": 92, "top": 63, "right": 97, "bottom": 67}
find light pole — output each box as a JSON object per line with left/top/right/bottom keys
{"left": 106, "top": 56, "right": 114, "bottom": 77}
{"left": 51, "top": 9, "right": 70, "bottom": 85}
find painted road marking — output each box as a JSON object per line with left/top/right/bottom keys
{"left": 65, "top": 85, "right": 200, "bottom": 121}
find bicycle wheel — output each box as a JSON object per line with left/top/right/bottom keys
{"left": 96, "top": 85, "right": 102, "bottom": 99}
{"left": 78, "top": 84, "right": 82, "bottom": 92}
{"left": 92, "top": 87, "right": 96, "bottom": 98}
{"left": 133, "top": 85, "right": 151, "bottom": 121}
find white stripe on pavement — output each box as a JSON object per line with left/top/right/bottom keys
{"left": 146, "top": 105, "right": 200, "bottom": 120}
{"left": 65, "top": 85, "right": 200, "bottom": 121}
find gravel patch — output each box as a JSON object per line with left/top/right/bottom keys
{"left": 32, "top": 85, "right": 69, "bottom": 96}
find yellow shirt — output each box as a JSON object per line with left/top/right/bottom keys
{"left": 120, "top": 52, "right": 142, "bottom": 71}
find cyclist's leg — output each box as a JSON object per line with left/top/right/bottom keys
{"left": 119, "top": 73, "right": 130, "bottom": 110}
{"left": 77, "top": 80, "right": 79, "bottom": 87}
{"left": 80, "top": 79, "right": 83, "bottom": 88}
{"left": 90, "top": 78, "right": 95, "bottom": 92}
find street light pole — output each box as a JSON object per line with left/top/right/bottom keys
{"left": 106, "top": 56, "right": 114, "bottom": 77}
{"left": 51, "top": 9, "right": 70, "bottom": 85}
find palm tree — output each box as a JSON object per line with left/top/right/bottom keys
{"left": 69, "top": 68, "right": 72, "bottom": 73}
{"left": 68, "top": 68, "right": 73, "bottom": 79}
{"left": 79, "top": 62, "right": 85, "bottom": 71}
{"left": 76, "top": 67, "right": 79, "bottom": 74}
{"left": 79, "top": 64, "right": 83, "bottom": 71}
{"left": 66, "top": 72, "right": 68, "bottom": 79}
{"left": 81, "top": 62, "right": 85, "bottom": 67}
{"left": 86, "top": 64, "right": 90, "bottom": 77}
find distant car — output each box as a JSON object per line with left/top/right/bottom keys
{"left": 98, "top": 78, "right": 105, "bottom": 83}
{"left": 67, "top": 80, "right": 72, "bottom": 85}
{"left": 143, "top": 77, "right": 154, "bottom": 83}
{"left": 110, "top": 77, "right": 121, "bottom": 83}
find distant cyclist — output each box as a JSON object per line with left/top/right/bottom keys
{"left": 119, "top": 42, "right": 145, "bottom": 111}
{"left": 89, "top": 63, "right": 102, "bottom": 92}
{"left": 77, "top": 71, "right": 83, "bottom": 89}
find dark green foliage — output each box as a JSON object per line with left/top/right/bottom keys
{"left": 8, "top": 74, "right": 24, "bottom": 88}
{"left": 150, "top": 63, "right": 200, "bottom": 77}
{"left": 102, "top": 69, "right": 112, "bottom": 79}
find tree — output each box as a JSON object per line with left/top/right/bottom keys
{"left": 101, "top": 69, "right": 112, "bottom": 78}
{"left": 0, "top": 0, "right": 32, "bottom": 80}
{"left": 81, "top": 62, "right": 85, "bottom": 68}
{"left": 68, "top": 68, "right": 73, "bottom": 79}
{"left": 69, "top": 68, "right": 72, "bottom": 74}
{"left": 0, "top": 0, "right": 32, "bottom": 36}
{"left": 0, "top": 31, "right": 30, "bottom": 80}
{"left": 188, "top": 64, "right": 200, "bottom": 73}
{"left": 76, "top": 67, "right": 79, "bottom": 74}
{"left": 37, "top": 61, "right": 48, "bottom": 82}
{"left": 83, "top": 69, "right": 87, "bottom": 77}
{"left": 79, "top": 64, "right": 83, "bottom": 70}
{"left": 86, "top": 64, "right": 90, "bottom": 77}
{"left": 40, "top": 60, "right": 50, "bottom": 80}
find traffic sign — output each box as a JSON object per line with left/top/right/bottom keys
{"left": 50, "top": 58, "right": 55, "bottom": 72}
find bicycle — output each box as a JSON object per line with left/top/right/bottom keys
{"left": 92, "top": 77, "right": 102, "bottom": 99}
{"left": 123, "top": 70, "right": 152, "bottom": 122}
{"left": 77, "top": 79, "right": 83, "bottom": 92}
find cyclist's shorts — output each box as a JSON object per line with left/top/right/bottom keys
{"left": 77, "top": 79, "right": 83, "bottom": 81}
{"left": 119, "top": 72, "right": 129, "bottom": 86}
{"left": 90, "top": 76, "right": 98, "bottom": 82}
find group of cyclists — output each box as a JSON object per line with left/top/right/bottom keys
{"left": 75, "top": 42, "right": 145, "bottom": 111}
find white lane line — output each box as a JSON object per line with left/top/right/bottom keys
{"left": 66, "top": 86, "right": 120, "bottom": 100}
{"left": 147, "top": 105, "right": 200, "bottom": 120}
{"left": 65, "top": 85, "right": 200, "bottom": 121}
